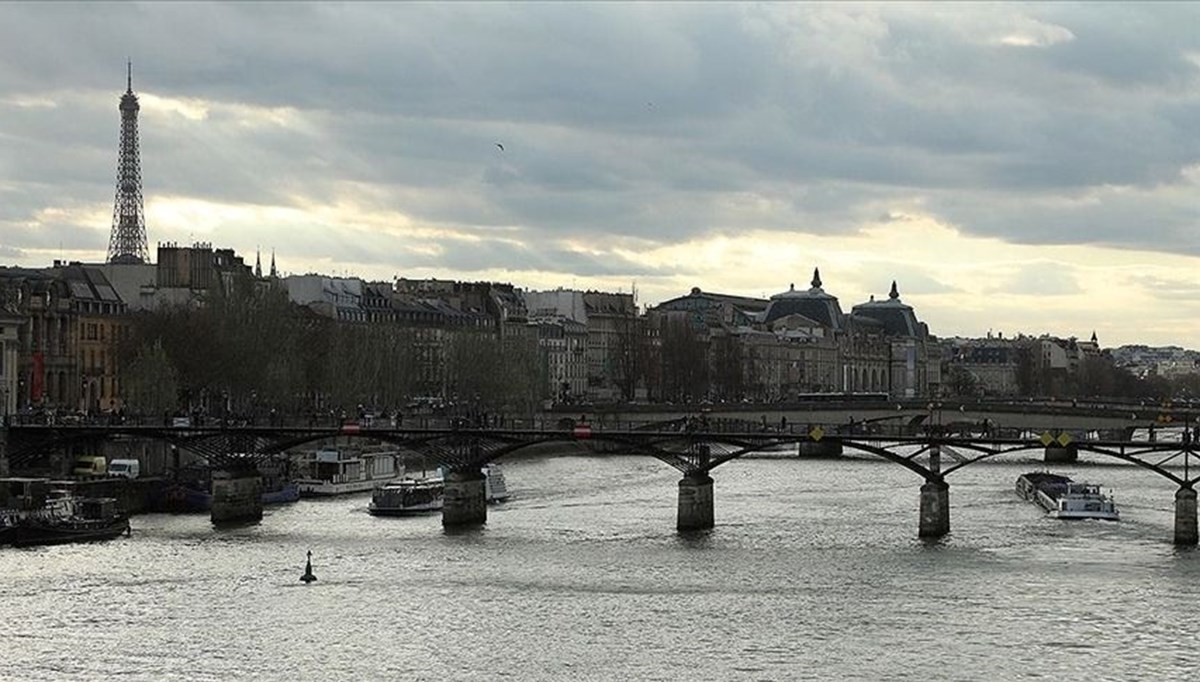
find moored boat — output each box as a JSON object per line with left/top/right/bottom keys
{"left": 7, "top": 497, "right": 130, "bottom": 547}
{"left": 155, "top": 480, "right": 301, "bottom": 512}
{"left": 368, "top": 464, "right": 509, "bottom": 516}
{"left": 262, "top": 482, "right": 301, "bottom": 505}
{"left": 1015, "top": 472, "right": 1119, "bottom": 520}
{"left": 0, "top": 517, "right": 18, "bottom": 545}
{"left": 296, "top": 446, "right": 405, "bottom": 496}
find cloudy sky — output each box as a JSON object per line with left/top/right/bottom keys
{"left": 1, "top": 2, "right": 1198, "bottom": 346}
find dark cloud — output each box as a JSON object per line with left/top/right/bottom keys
{"left": 0, "top": 2, "right": 1198, "bottom": 277}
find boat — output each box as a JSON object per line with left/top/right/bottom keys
{"left": 6, "top": 497, "right": 130, "bottom": 547}
{"left": 295, "top": 446, "right": 405, "bottom": 497}
{"left": 485, "top": 463, "right": 510, "bottom": 503}
{"left": 0, "top": 515, "right": 18, "bottom": 545}
{"left": 369, "top": 476, "right": 444, "bottom": 515}
{"left": 368, "top": 464, "right": 509, "bottom": 516}
{"left": 262, "top": 482, "right": 301, "bottom": 505}
{"left": 1015, "top": 472, "right": 1119, "bottom": 520}
{"left": 155, "top": 479, "right": 301, "bottom": 513}
{"left": 156, "top": 482, "right": 213, "bottom": 513}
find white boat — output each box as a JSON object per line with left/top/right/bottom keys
{"left": 1015, "top": 472, "right": 1119, "bottom": 520}
{"left": 484, "top": 463, "right": 510, "bottom": 503}
{"left": 368, "top": 464, "right": 509, "bottom": 516}
{"left": 295, "top": 446, "right": 404, "bottom": 497}
{"left": 369, "top": 476, "right": 444, "bottom": 514}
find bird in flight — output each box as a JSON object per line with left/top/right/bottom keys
{"left": 495, "top": 142, "right": 505, "bottom": 152}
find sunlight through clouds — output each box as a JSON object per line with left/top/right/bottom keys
{"left": 1, "top": 2, "right": 1199, "bottom": 345}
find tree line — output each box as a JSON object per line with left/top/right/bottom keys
{"left": 117, "top": 280, "right": 546, "bottom": 419}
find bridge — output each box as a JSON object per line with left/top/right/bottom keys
{"left": 3, "top": 412, "right": 1198, "bottom": 544}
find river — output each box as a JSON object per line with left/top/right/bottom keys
{"left": 2, "top": 450, "right": 1198, "bottom": 680}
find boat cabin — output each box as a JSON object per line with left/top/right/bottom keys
{"left": 300, "top": 447, "right": 400, "bottom": 484}
{"left": 1, "top": 477, "right": 51, "bottom": 510}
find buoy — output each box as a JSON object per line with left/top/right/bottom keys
{"left": 300, "top": 550, "right": 317, "bottom": 584}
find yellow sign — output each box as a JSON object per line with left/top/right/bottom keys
{"left": 810, "top": 426, "right": 824, "bottom": 442}
{"left": 1039, "top": 431, "right": 1054, "bottom": 446}
{"left": 1057, "top": 433, "right": 1072, "bottom": 447}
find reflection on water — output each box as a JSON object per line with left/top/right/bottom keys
{"left": 2, "top": 454, "right": 1198, "bottom": 680}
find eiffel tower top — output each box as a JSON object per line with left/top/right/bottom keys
{"left": 107, "top": 61, "right": 149, "bottom": 265}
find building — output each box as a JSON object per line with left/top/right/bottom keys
{"left": 529, "top": 315, "right": 588, "bottom": 403}
{"left": 941, "top": 335, "right": 1021, "bottom": 396}
{"left": 652, "top": 287, "right": 768, "bottom": 329}
{"left": 47, "top": 264, "right": 129, "bottom": 412}
{"left": 849, "top": 281, "right": 936, "bottom": 399}
{"left": 644, "top": 269, "right": 936, "bottom": 402}
{"left": 0, "top": 308, "right": 21, "bottom": 418}
{"left": 0, "top": 269, "right": 75, "bottom": 411}
{"left": 284, "top": 275, "right": 366, "bottom": 322}
{"left": 523, "top": 288, "right": 640, "bottom": 402}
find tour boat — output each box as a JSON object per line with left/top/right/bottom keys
{"left": 295, "top": 446, "right": 405, "bottom": 496}
{"left": 1015, "top": 472, "right": 1119, "bottom": 520}
{"left": 368, "top": 464, "right": 509, "bottom": 516}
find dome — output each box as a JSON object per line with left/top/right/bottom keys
{"left": 851, "top": 281, "right": 924, "bottom": 337}
{"left": 763, "top": 267, "right": 844, "bottom": 329}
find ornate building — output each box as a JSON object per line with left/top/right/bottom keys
{"left": 0, "top": 269, "right": 75, "bottom": 411}
{"left": 647, "top": 269, "right": 937, "bottom": 402}
{"left": 849, "top": 281, "right": 936, "bottom": 398}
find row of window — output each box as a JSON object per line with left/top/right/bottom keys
{"left": 82, "top": 321, "right": 130, "bottom": 342}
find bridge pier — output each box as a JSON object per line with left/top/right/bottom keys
{"left": 1174, "top": 486, "right": 1197, "bottom": 546}
{"left": 918, "top": 479, "right": 950, "bottom": 538}
{"left": 211, "top": 468, "right": 263, "bottom": 525}
{"left": 443, "top": 469, "right": 487, "bottom": 528}
{"left": 677, "top": 472, "right": 714, "bottom": 531}
{"left": 1044, "top": 443, "right": 1078, "bottom": 463}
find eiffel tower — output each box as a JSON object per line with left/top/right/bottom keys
{"left": 106, "top": 61, "right": 149, "bottom": 264}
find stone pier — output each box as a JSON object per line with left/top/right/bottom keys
{"left": 1175, "top": 486, "right": 1197, "bottom": 546}
{"left": 918, "top": 479, "right": 950, "bottom": 538}
{"left": 211, "top": 469, "right": 263, "bottom": 525}
{"left": 443, "top": 469, "right": 487, "bottom": 527}
{"left": 1044, "top": 443, "right": 1078, "bottom": 463}
{"left": 677, "top": 472, "right": 714, "bottom": 531}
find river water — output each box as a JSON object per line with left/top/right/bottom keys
{"left": 2, "top": 449, "right": 1198, "bottom": 681}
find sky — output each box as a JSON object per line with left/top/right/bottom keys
{"left": 1, "top": 2, "right": 1198, "bottom": 347}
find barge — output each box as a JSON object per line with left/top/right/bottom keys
{"left": 1015, "top": 472, "right": 1119, "bottom": 520}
